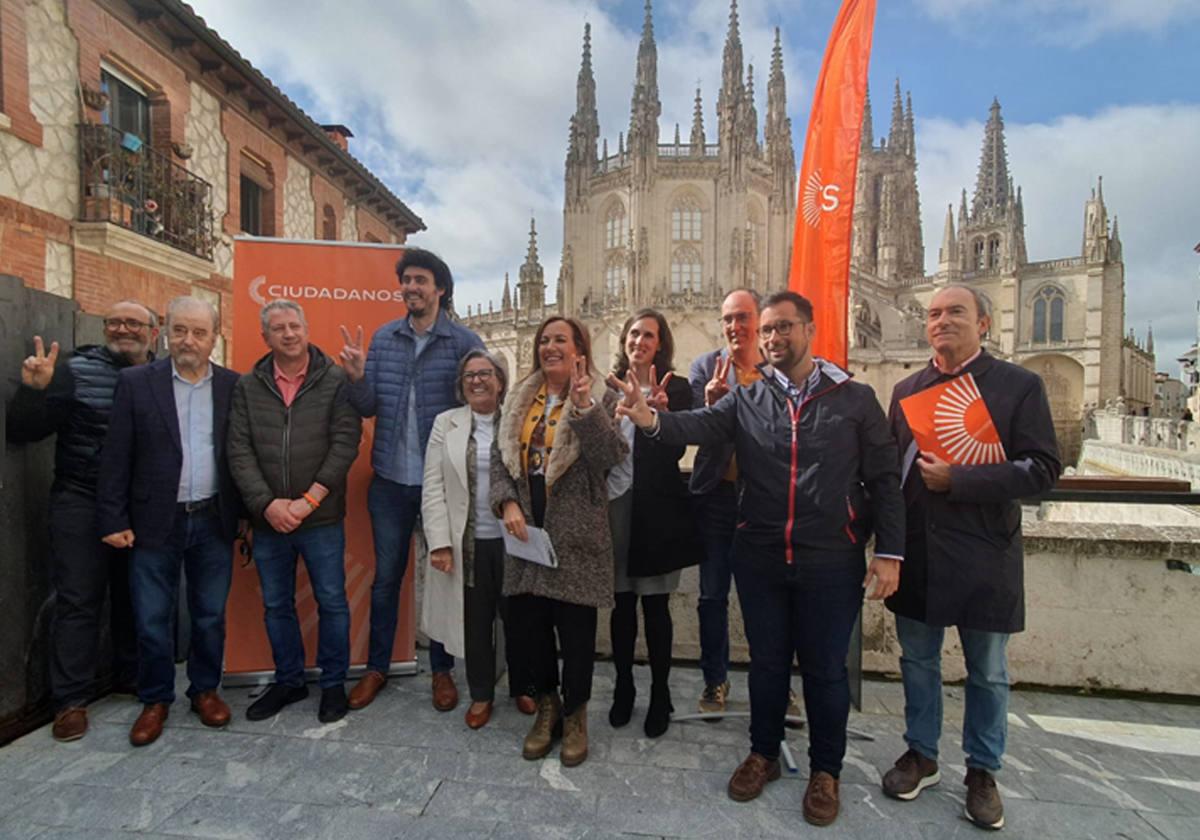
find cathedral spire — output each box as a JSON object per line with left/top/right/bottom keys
{"left": 939, "top": 204, "right": 957, "bottom": 269}
{"left": 744, "top": 63, "right": 759, "bottom": 149}
{"left": 904, "top": 91, "right": 915, "bottom": 158}
{"left": 628, "top": 0, "right": 661, "bottom": 151}
{"left": 1147, "top": 316, "right": 1154, "bottom": 355}
{"left": 518, "top": 217, "right": 545, "bottom": 311}
{"left": 573, "top": 23, "right": 598, "bottom": 163}
{"left": 765, "top": 27, "right": 794, "bottom": 207}
{"left": 719, "top": 0, "right": 746, "bottom": 122}
{"left": 888, "top": 78, "right": 904, "bottom": 150}
{"left": 860, "top": 83, "right": 873, "bottom": 152}
{"left": 691, "top": 86, "right": 706, "bottom": 152}
{"left": 501, "top": 272, "right": 511, "bottom": 311}
{"left": 971, "top": 98, "right": 1011, "bottom": 221}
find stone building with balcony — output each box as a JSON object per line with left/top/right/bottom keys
{"left": 466, "top": 0, "right": 1140, "bottom": 466}
{"left": 0, "top": 0, "right": 422, "bottom": 359}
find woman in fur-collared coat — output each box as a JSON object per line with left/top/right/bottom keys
{"left": 490, "top": 316, "right": 627, "bottom": 768}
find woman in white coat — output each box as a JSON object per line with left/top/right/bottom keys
{"left": 420, "top": 350, "right": 535, "bottom": 728}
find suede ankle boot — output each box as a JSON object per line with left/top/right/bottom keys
{"left": 608, "top": 672, "right": 635, "bottom": 727}
{"left": 522, "top": 693, "right": 562, "bottom": 760}
{"left": 644, "top": 683, "right": 673, "bottom": 738}
{"left": 561, "top": 702, "right": 589, "bottom": 767}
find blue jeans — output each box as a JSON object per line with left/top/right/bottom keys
{"left": 252, "top": 523, "right": 351, "bottom": 689}
{"left": 733, "top": 550, "right": 863, "bottom": 775}
{"left": 895, "top": 614, "right": 1010, "bottom": 771}
{"left": 366, "top": 476, "right": 454, "bottom": 674}
{"left": 694, "top": 484, "right": 737, "bottom": 686}
{"left": 130, "top": 507, "right": 232, "bottom": 704}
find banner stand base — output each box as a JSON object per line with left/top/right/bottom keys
{"left": 222, "top": 659, "right": 418, "bottom": 689}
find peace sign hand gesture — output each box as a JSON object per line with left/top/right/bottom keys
{"left": 21, "top": 336, "right": 60, "bottom": 391}
{"left": 607, "top": 369, "right": 656, "bottom": 429}
{"left": 338, "top": 325, "right": 366, "bottom": 383}
{"left": 647, "top": 364, "right": 674, "bottom": 412}
{"left": 569, "top": 357, "right": 595, "bottom": 409}
{"left": 705, "top": 355, "right": 732, "bottom": 406}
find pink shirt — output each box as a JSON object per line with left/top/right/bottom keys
{"left": 273, "top": 358, "right": 309, "bottom": 407}
{"left": 932, "top": 347, "right": 982, "bottom": 376}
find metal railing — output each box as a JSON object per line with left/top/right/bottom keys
{"left": 77, "top": 123, "right": 216, "bottom": 261}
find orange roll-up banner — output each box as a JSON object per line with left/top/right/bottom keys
{"left": 224, "top": 237, "right": 415, "bottom": 682}
{"left": 787, "top": 0, "right": 877, "bottom": 368}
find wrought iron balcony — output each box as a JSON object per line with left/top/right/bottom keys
{"left": 77, "top": 124, "right": 216, "bottom": 261}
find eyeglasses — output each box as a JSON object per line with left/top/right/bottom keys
{"left": 462, "top": 370, "right": 496, "bottom": 382}
{"left": 103, "top": 318, "right": 151, "bottom": 331}
{"left": 759, "top": 319, "right": 807, "bottom": 338}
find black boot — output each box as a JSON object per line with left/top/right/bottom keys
{"left": 609, "top": 671, "right": 636, "bottom": 727}
{"left": 644, "top": 682, "right": 673, "bottom": 738}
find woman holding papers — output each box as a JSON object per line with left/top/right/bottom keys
{"left": 604, "top": 309, "right": 699, "bottom": 737}
{"left": 419, "top": 349, "right": 536, "bottom": 730}
{"left": 491, "top": 316, "right": 627, "bottom": 767}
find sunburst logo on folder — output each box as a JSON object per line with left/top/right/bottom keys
{"left": 900, "top": 373, "right": 1007, "bottom": 465}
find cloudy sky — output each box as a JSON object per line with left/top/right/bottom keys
{"left": 188, "top": 0, "right": 1200, "bottom": 370}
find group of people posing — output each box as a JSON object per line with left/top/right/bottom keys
{"left": 11, "top": 247, "right": 1061, "bottom": 831}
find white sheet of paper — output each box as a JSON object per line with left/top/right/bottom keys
{"left": 503, "top": 526, "right": 558, "bottom": 569}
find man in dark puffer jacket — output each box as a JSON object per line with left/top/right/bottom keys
{"left": 227, "top": 299, "right": 362, "bottom": 724}
{"left": 6, "top": 300, "right": 158, "bottom": 742}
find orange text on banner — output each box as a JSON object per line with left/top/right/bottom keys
{"left": 225, "top": 238, "right": 415, "bottom": 680}
{"left": 900, "top": 373, "right": 1007, "bottom": 466}
{"left": 787, "top": 0, "right": 877, "bottom": 368}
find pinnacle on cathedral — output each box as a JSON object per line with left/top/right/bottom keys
{"left": 972, "top": 98, "right": 1011, "bottom": 221}
{"left": 888, "top": 78, "right": 905, "bottom": 152}
{"left": 628, "top": 0, "right": 661, "bottom": 153}
{"left": 691, "top": 87, "right": 705, "bottom": 151}
{"left": 860, "top": 83, "right": 874, "bottom": 152}
{"left": 518, "top": 217, "right": 545, "bottom": 311}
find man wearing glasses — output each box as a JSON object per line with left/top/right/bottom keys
{"left": 7, "top": 301, "right": 159, "bottom": 743}
{"left": 613, "top": 290, "right": 904, "bottom": 827}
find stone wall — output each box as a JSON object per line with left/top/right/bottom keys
{"left": 1079, "top": 440, "right": 1200, "bottom": 490}
{"left": 283, "top": 155, "right": 314, "bottom": 241}
{"left": 1089, "top": 411, "right": 1200, "bottom": 454}
{"left": 184, "top": 81, "right": 231, "bottom": 278}
{"left": 595, "top": 518, "right": 1200, "bottom": 697}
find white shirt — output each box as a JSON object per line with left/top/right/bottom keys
{"left": 606, "top": 387, "right": 646, "bottom": 500}
{"left": 472, "top": 412, "right": 503, "bottom": 539}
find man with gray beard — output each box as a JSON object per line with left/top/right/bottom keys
{"left": 6, "top": 300, "right": 160, "bottom": 742}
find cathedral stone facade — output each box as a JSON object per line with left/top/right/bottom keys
{"left": 465, "top": 0, "right": 1142, "bottom": 465}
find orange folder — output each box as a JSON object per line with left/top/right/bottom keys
{"left": 899, "top": 373, "right": 1007, "bottom": 465}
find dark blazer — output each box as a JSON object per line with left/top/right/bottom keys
{"left": 885, "top": 351, "right": 1061, "bottom": 633}
{"left": 97, "top": 357, "right": 241, "bottom": 550}
{"left": 687, "top": 348, "right": 739, "bottom": 495}
{"left": 625, "top": 375, "right": 701, "bottom": 577}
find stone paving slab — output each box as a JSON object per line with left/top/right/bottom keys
{"left": 1, "top": 658, "right": 1198, "bottom": 839}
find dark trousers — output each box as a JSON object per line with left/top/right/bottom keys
{"left": 733, "top": 548, "right": 863, "bottom": 776}
{"left": 366, "top": 476, "right": 453, "bottom": 673}
{"left": 694, "top": 483, "right": 737, "bottom": 686}
{"left": 464, "top": 538, "right": 531, "bottom": 701}
{"left": 508, "top": 593, "right": 597, "bottom": 716}
{"left": 252, "top": 522, "right": 351, "bottom": 689}
{"left": 48, "top": 488, "right": 138, "bottom": 709}
{"left": 130, "top": 506, "right": 233, "bottom": 704}
{"left": 610, "top": 592, "right": 672, "bottom": 686}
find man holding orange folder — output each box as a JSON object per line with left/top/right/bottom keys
{"left": 882, "top": 285, "right": 1061, "bottom": 831}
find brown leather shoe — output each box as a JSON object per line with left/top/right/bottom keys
{"left": 560, "top": 702, "right": 589, "bottom": 767}
{"left": 129, "top": 703, "right": 169, "bottom": 747}
{"left": 465, "top": 701, "right": 493, "bottom": 729}
{"left": 964, "top": 767, "right": 1005, "bottom": 830}
{"left": 432, "top": 671, "right": 458, "bottom": 712}
{"left": 189, "top": 690, "right": 231, "bottom": 728}
{"left": 522, "top": 693, "right": 563, "bottom": 760}
{"left": 728, "top": 752, "right": 781, "bottom": 802}
{"left": 348, "top": 670, "right": 386, "bottom": 710}
{"left": 52, "top": 707, "right": 88, "bottom": 742}
{"left": 515, "top": 695, "right": 537, "bottom": 715}
{"left": 803, "top": 771, "right": 841, "bottom": 826}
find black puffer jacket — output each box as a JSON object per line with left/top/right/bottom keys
{"left": 654, "top": 359, "right": 904, "bottom": 580}
{"left": 6, "top": 345, "right": 143, "bottom": 496}
{"left": 227, "top": 345, "right": 362, "bottom": 531}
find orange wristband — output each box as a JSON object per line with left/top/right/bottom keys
{"left": 303, "top": 492, "right": 321, "bottom": 510}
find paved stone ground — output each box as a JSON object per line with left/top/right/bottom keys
{"left": 2, "top": 656, "right": 1199, "bottom": 839}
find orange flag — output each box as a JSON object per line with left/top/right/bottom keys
{"left": 900, "top": 373, "right": 1007, "bottom": 465}
{"left": 787, "top": 0, "right": 877, "bottom": 368}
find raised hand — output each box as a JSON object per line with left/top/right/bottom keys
{"left": 569, "top": 356, "right": 594, "bottom": 409}
{"left": 647, "top": 364, "right": 674, "bottom": 412}
{"left": 705, "top": 354, "right": 732, "bottom": 406}
{"left": 21, "top": 335, "right": 60, "bottom": 390}
{"left": 611, "top": 370, "right": 656, "bottom": 429}
{"left": 338, "top": 324, "right": 366, "bottom": 383}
